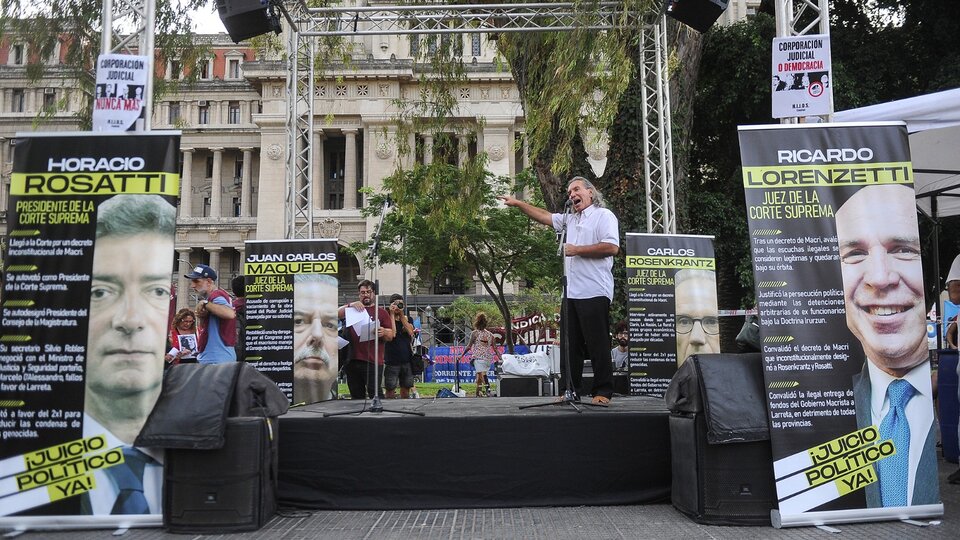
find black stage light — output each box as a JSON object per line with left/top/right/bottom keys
{"left": 665, "top": 0, "right": 730, "bottom": 33}
{"left": 216, "top": 0, "right": 282, "bottom": 44}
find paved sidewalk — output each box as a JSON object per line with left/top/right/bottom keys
{"left": 5, "top": 456, "right": 958, "bottom": 539}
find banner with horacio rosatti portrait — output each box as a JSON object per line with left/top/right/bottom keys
{"left": 738, "top": 122, "right": 942, "bottom": 526}
{"left": 625, "top": 233, "right": 716, "bottom": 397}
{"left": 244, "top": 239, "right": 339, "bottom": 406}
{"left": 0, "top": 132, "right": 180, "bottom": 526}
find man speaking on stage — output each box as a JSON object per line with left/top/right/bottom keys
{"left": 835, "top": 183, "right": 939, "bottom": 508}
{"left": 499, "top": 177, "right": 620, "bottom": 405}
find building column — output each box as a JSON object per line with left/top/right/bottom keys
{"left": 312, "top": 130, "right": 325, "bottom": 210}
{"left": 180, "top": 148, "right": 193, "bottom": 217}
{"left": 219, "top": 101, "right": 228, "bottom": 125}
{"left": 210, "top": 147, "right": 223, "bottom": 217}
{"left": 240, "top": 101, "right": 249, "bottom": 124}
{"left": 343, "top": 129, "right": 358, "bottom": 209}
{"left": 240, "top": 147, "right": 253, "bottom": 217}
{"left": 208, "top": 248, "right": 222, "bottom": 281}
{"left": 423, "top": 134, "right": 433, "bottom": 165}
{"left": 458, "top": 135, "right": 468, "bottom": 167}
{"left": 177, "top": 248, "right": 192, "bottom": 310}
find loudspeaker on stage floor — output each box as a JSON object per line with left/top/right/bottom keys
{"left": 163, "top": 416, "right": 278, "bottom": 533}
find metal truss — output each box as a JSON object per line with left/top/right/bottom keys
{"left": 283, "top": 1, "right": 673, "bottom": 237}
{"left": 101, "top": 0, "right": 156, "bottom": 130}
{"left": 638, "top": 16, "right": 674, "bottom": 234}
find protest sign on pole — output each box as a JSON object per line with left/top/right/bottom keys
{"left": 772, "top": 34, "right": 833, "bottom": 119}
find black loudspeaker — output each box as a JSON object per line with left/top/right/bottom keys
{"left": 498, "top": 376, "right": 542, "bottom": 397}
{"left": 216, "top": 0, "right": 282, "bottom": 43}
{"left": 665, "top": 0, "right": 730, "bottom": 33}
{"left": 164, "top": 416, "right": 277, "bottom": 533}
{"left": 670, "top": 413, "right": 777, "bottom": 525}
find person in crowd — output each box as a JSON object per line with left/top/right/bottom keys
{"left": 462, "top": 312, "right": 502, "bottom": 397}
{"left": 835, "top": 184, "right": 939, "bottom": 507}
{"left": 338, "top": 279, "right": 394, "bottom": 399}
{"left": 674, "top": 269, "right": 720, "bottom": 366}
{"left": 186, "top": 264, "right": 237, "bottom": 364}
{"left": 231, "top": 274, "right": 246, "bottom": 361}
{"left": 499, "top": 176, "right": 619, "bottom": 405}
{"left": 384, "top": 294, "right": 416, "bottom": 399}
{"left": 292, "top": 274, "right": 339, "bottom": 403}
{"left": 611, "top": 320, "right": 629, "bottom": 372}
{"left": 944, "top": 254, "right": 960, "bottom": 485}
{"left": 165, "top": 308, "right": 198, "bottom": 366}
{"left": 773, "top": 75, "right": 787, "bottom": 91}
{"left": 84, "top": 194, "right": 176, "bottom": 515}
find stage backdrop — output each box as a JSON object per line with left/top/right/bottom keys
{"left": 244, "top": 239, "right": 339, "bottom": 405}
{"left": 0, "top": 132, "right": 180, "bottom": 527}
{"left": 625, "top": 233, "right": 716, "bottom": 397}
{"left": 739, "top": 122, "right": 942, "bottom": 526}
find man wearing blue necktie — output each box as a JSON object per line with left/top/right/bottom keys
{"left": 835, "top": 185, "right": 940, "bottom": 508}
{"left": 83, "top": 195, "right": 174, "bottom": 514}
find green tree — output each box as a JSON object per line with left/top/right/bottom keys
{"left": 0, "top": 0, "right": 211, "bottom": 129}
{"left": 351, "top": 164, "right": 560, "bottom": 351}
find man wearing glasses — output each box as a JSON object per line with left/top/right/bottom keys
{"left": 674, "top": 269, "right": 720, "bottom": 367}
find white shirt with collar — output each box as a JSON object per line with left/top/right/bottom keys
{"left": 82, "top": 414, "right": 163, "bottom": 515}
{"left": 866, "top": 359, "right": 934, "bottom": 506}
{"left": 551, "top": 204, "right": 619, "bottom": 300}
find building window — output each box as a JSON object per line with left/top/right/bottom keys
{"left": 233, "top": 197, "right": 241, "bottom": 217}
{"left": 205, "top": 156, "right": 214, "bottom": 178}
{"left": 202, "top": 197, "right": 211, "bottom": 217}
{"left": 198, "top": 104, "right": 209, "bottom": 124}
{"left": 357, "top": 84, "right": 368, "bottom": 97}
{"left": 11, "top": 89, "right": 25, "bottom": 112}
{"left": 168, "top": 102, "right": 181, "bottom": 124}
{"left": 410, "top": 35, "right": 419, "bottom": 56}
{"left": 42, "top": 89, "right": 56, "bottom": 109}
{"left": 168, "top": 59, "right": 181, "bottom": 80}
{"left": 234, "top": 159, "right": 243, "bottom": 185}
{"left": 228, "top": 58, "right": 241, "bottom": 79}
{"left": 10, "top": 44, "right": 25, "bottom": 65}
{"left": 198, "top": 58, "right": 211, "bottom": 79}
{"left": 326, "top": 149, "right": 345, "bottom": 210}
{"left": 471, "top": 34, "right": 481, "bottom": 57}
{"left": 228, "top": 102, "right": 240, "bottom": 124}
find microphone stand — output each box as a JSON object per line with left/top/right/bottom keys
{"left": 520, "top": 202, "right": 604, "bottom": 412}
{"left": 325, "top": 198, "right": 423, "bottom": 417}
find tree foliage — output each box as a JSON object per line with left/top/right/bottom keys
{"left": 350, "top": 164, "right": 560, "bottom": 351}
{"left": 0, "top": 0, "right": 211, "bottom": 128}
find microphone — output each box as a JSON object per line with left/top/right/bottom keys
{"left": 564, "top": 199, "right": 575, "bottom": 210}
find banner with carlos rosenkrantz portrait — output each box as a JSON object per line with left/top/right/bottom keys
{"left": 0, "top": 132, "right": 180, "bottom": 526}
{"left": 738, "top": 122, "right": 941, "bottom": 526}
{"left": 624, "top": 233, "right": 717, "bottom": 397}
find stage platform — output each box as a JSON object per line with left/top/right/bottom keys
{"left": 277, "top": 396, "right": 671, "bottom": 510}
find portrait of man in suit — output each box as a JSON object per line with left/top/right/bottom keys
{"left": 835, "top": 184, "right": 939, "bottom": 508}
{"left": 83, "top": 194, "right": 176, "bottom": 514}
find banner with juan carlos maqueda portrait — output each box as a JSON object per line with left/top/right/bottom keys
{"left": 625, "top": 233, "right": 717, "bottom": 397}
{"left": 0, "top": 132, "right": 180, "bottom": 527}
{"left": 738, "top": 122, "right": 942, "bottom": 527}
{"left": 243, "top": 239, "right": 339, "bottom": 405}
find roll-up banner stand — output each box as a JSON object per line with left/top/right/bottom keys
{"left": 243, "top": 239, "right": 340, "bottom": 405}
{"left": 738, "top": 122, "right": 943, "bottom": 527}
{"left": 0, "top": 132, "right": 181, "bottom": 529}
{"left": 625, "top": 233, "right": 717, "bottom": 397}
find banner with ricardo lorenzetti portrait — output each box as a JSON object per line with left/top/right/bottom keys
{"left": 0, "top": 132, "right": 180, "bottom": 525}
{"left": 244, "top": 239, "right": 339, "bottom": 405}
{"left": 738, "top": 122, "right": 942, "bottom": 526}
{"left": 625, "top": 233, "right": 717, "bottom": 397}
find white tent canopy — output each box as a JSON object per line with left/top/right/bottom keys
{"left": 834, "top": 87, "right": 960, "bottom": 218}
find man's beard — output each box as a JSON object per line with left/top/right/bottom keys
{"left": 617, "top": 339, "right": 628, "bottom": 347}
